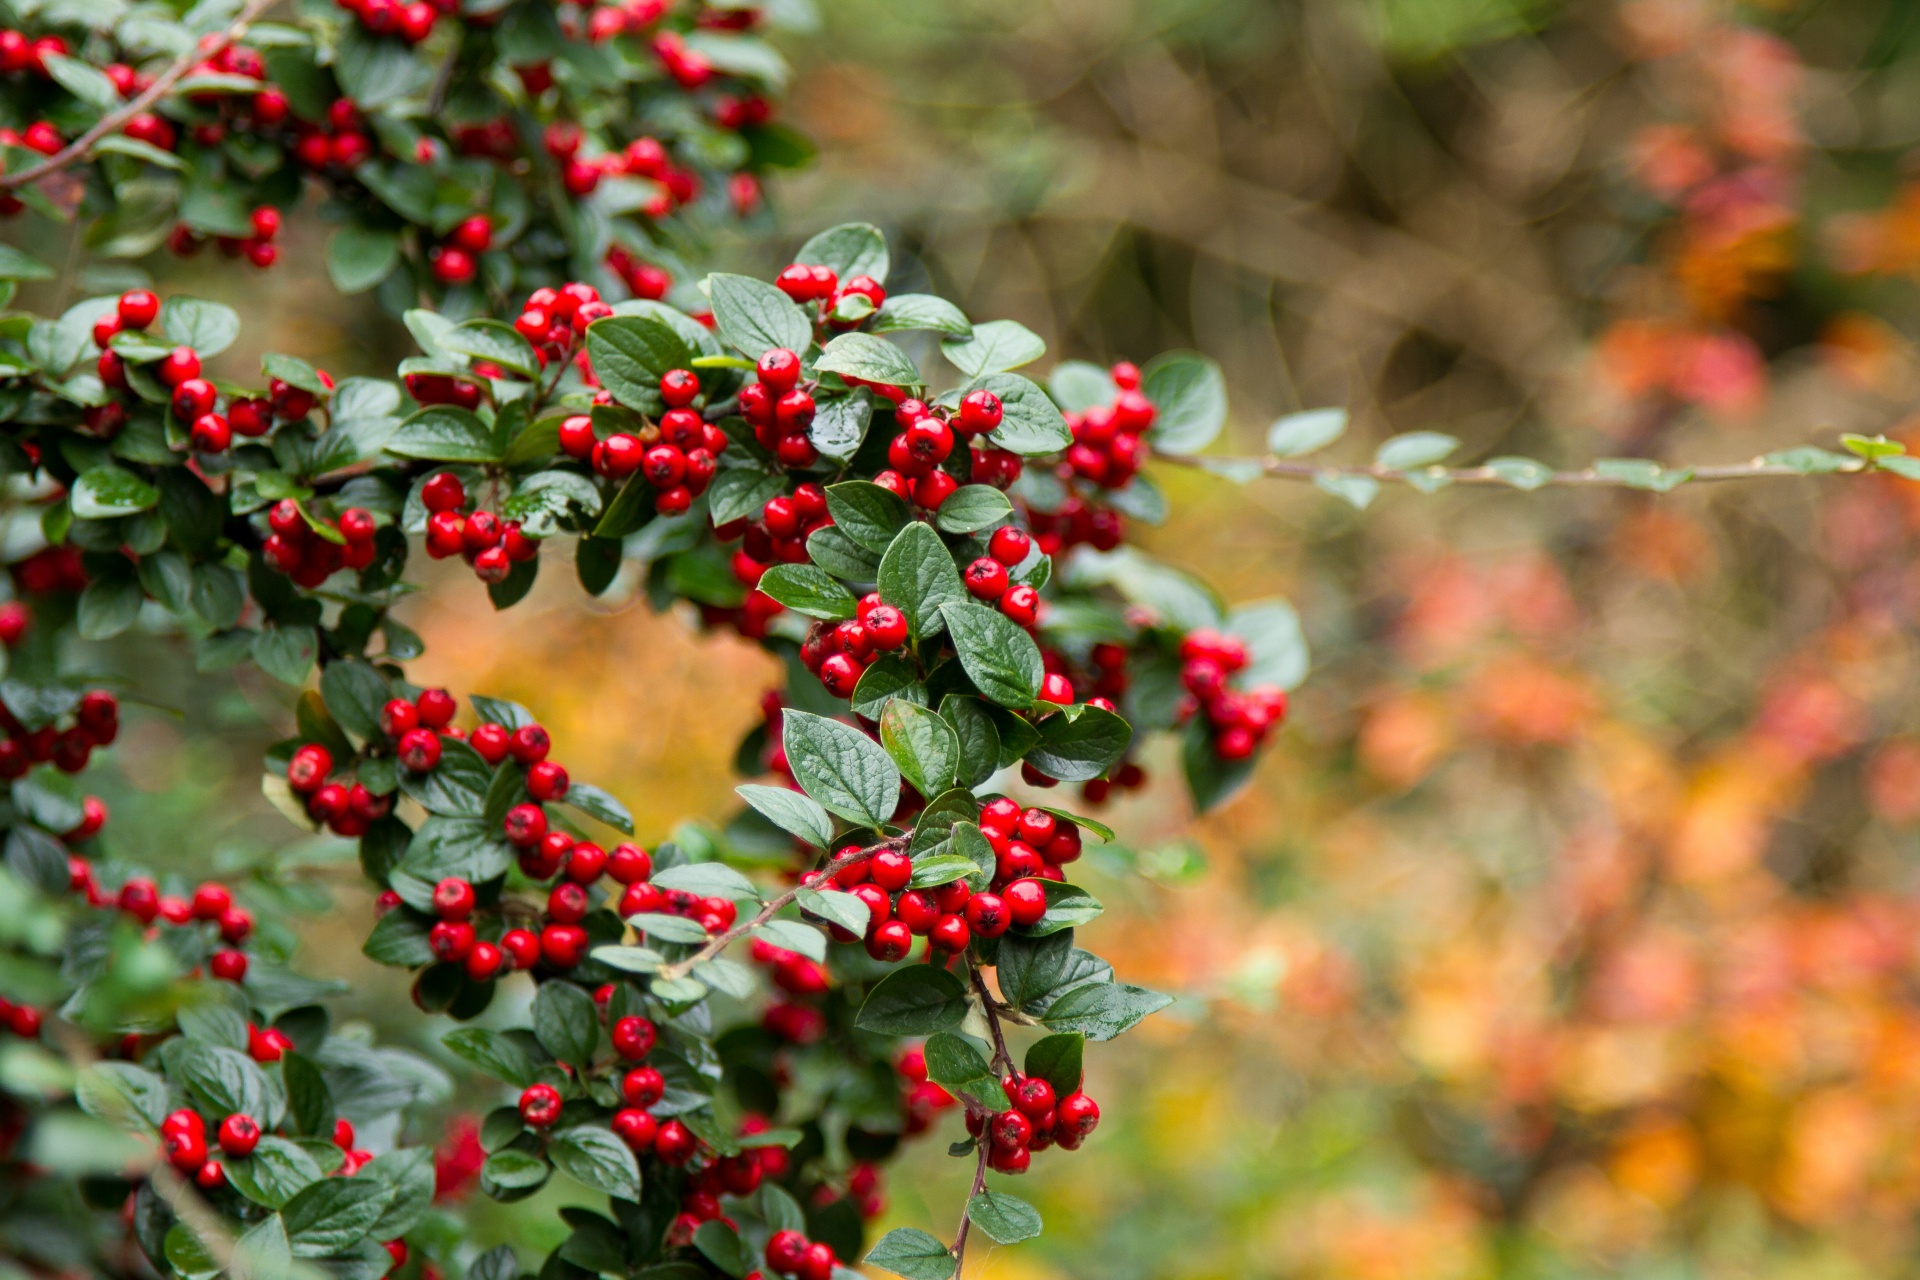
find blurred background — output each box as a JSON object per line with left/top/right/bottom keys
{"left": 77, "top": 0, "right": 1920, "bottom": 1276}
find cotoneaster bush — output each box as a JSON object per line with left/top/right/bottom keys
{"left": 0, "top": 214, "right": 1304, "bottom": 1280}
{"left": 0, "top": 0, "right": 804, "bottom": 314}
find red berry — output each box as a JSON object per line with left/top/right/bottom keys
{"left": 958, "top": 389, "right": 1004, "bottom": 435}
{"left": 1004, "top": 877, "right": 1047, "bottom": 926}
{"left": 654, "top": 1118, "right": 695, "bottom": 1165}
{"left": 756, "top": 348, "right": 801, "bottom": 394}
{"left": 622, "top": 1066, "right": 665, "bottom": 1108}
{"left": 432, "top": 877, "right": 474, "bottom": 920}
{"left": 217, "top": 1113, "right": 260, "bottom": 1157}
{"left": 613, "top": 1108, "right": 659, "bottom": 1152}
{"left": 928, "top": 914, "right": 970, "bottom": 952}
{"left": 501, "top": 928, "right": 541, "bottom": 970}
{"left": 421, "top": 473, "right": 466, "bottom": 513}
{"left": 519, "top": 1083, "right": 563, "bottom": 1127}
{"left": 503, "top": 803, "right": 548, "bottom": 848}
{"left": 869, "top": 848, "right": 911, "bottom": 891}
{"left": 540, "top": 923, "right": 587, "bottom": 968}
{"left": 964, "top": 558, "right": 1009, "bottom": 600}
{"left": 287, "top": 743, "right": 333, "bottom": 793}
{"left": 611, "top": 1015, "right": 657, "bottom": 1059}
{"left": 989, "top": 526, "right": 1031, "bottom": 566}
{"left": 397, "top": 728, "right": 442, "bottom": 773}
{"left": 865, "top": 919, "right": 912, "bottom": 962}
{"left": 210, "top": 949, "right": 248, "bottom": 982}
{"left": 964, "top": 892, "right": 1010, "bottom": 938}
{"left": 118, "top": 289, "right": 159, "bottom": 329}
{"left": 158, "top": 346, "right": 200, "bottom": 386}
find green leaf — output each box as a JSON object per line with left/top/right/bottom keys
{"left": 388, "top": 406, "right": 499, "bottom": 462}
{"left": 397, "top": 737, "right": 494, "bottom": 815}
{"left": 442, "top": 1027, "right": 539, "bottom": 1088}
{"left": 564, "top": 782, "right": 633, "bottom": 834}
{"left": 939, "top": 602, "right": 1043, "bottom": 708}
{"left": 795, "top": 887, "right": 871, "bottom": 936}
{"left": 159, "top": 297, "right": 241, "bottom": 359}
{"left": 942, "top": 320, "right": 1044, "bottom": 378}
{"left": 1843, "top": 433, "right": 1905, "bottom": 461}
{"left": 366, "top": 1148, "right": 436, "bottom": 1239}
{"left": 1227, "top": 599, "right": 1309, "bottom": 691}
{"left": 824, "top": 481, "right": 910, "bottom": 554}
{"left": 166, "top": 1224, "right": 220, "bottom": 1280}
{"left": 253, "top": 625, "right": 318, "bottom": 684}
{"left": 1023, "top": 1032, "right": 1084, "bottom": 1098}
{"left": 440, "top": 320, "right": 540, "bottom": 379}
{"left": 1140, "top": 351, "right": 1226, "bottom": 453}
{"left": 44, "top": 51, "right": 124, "bottom": 107}
{"left": 226, "top": 1136, "right": 324, "bottom": 1209}
{"left": 855, "top": 965, "right": 969, "bottom": 1035}
{"left": 1375, "top": 431, "right": 1459, "bottom": 469}
{"left": 871, "top": 294, "right": 971, "bottom": 338}
{"left": 878, "top": 522, "right": 965, "bottom": 640}
{"left": 782, "top": 710, "right": 900, "bottom": 829}
{"left": 78, "top": 567, "right": 143, "bottom": 640}
{"left": 71, "top": 466, "right": 159, "bottom": 518}
{"left": 231, "top": 1213, "right": 292, "bottom": 1280}
{"left": 262, "top": 353, "right": 330, "bottom": 397}
{"left": 1765, "top": 446, "right": 1853, "bottom": 475}
{"left": 627, "top": 913, "right": 709, "bottom": 944}
{"left": 280, "top": 1176, "right": 393, "bottom": 1258}
{"left": 933, "top": 485, "right": 1012, "bottom": 534}
{"left": 794, "top": 222, "right": 889, "bottom": 283}
{"left": 815, "top": 332, "right": 923, "bottom": 388}
{"left": 0, "top": 244, "right": 54, "bottom": 281}
{"left": 326, "top": 224, "right": 400, "bottom": 295}
{"left": 756, "top": 919, "right": 828, "bottom": 961}
{"left": 809, "top": 389, "right": 874, "bottom": 463}
{"left": 967, "top": 1190, "right": 1042, "bottom": 1244}
{"left": 708, "top": 272, "right": 813, "bottom": 359}
{"left": 549, "top": 1126, "right": 642, "bottom": 1201}
{"left": 1594, "top": 457, "right": 1691, "bottom": 491}
{"left": 695, "top": 1220, "right": 757, "bottom": 1278}
{"left": 1025, "top": 706, "right": 1131, "bottom": 782}
{"left": 651, "top": 862, "right": 761, "bottom": 901}
{"left": 758, "top": 564, "right": 858, "bottom": 620}
{"left": 1041, "top": 982, "right": 1173, "bottom": 1041}
{"left": 880, "top": 700, "right": 959, "bottom": 800}
{"left": 319, "top": 659, "right": 389, "bottom": 741}
{"left": 865, "top": 1228, "right": 955, "bottom": 1280}
{"left": 532, "top": 980, "right": 599, "bottom": 1070}
{"left": 736, "top": 784, "right": 834, "bottom": 849}
{"left": 972, "top": 372, "right": 1071, "bottom": 456}
{"left": 361, "top": 910, "right": 434, "bottom": 966}
{"left": 481, "top": 1149, "right": 550, "bottom": 1198}
{"left": 1485, "top": 456, "right": 1553, "bottom": 489}
{"left": 808, "top": 524, "right": 881, "bottom": 581}
{"left": 1314, "top": 473, "right": 1379, "bottom": 509}
{"left": 1017, "top": 881, "right": 1103, "bottom": 936}
{"left": 1268, "top": 408, "right": 1347, "bottom": 457}
{"left": 587, "top": 315, "right": 693, "bottom": 409}
{"left": 920, "top": 1031, "right": 999, "bottom": 1108}
{"left": 939, "top": 696, "right": 1002, "bottom": 789}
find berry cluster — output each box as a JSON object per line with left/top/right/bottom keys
{"left": 285, "top": 738, "right": 394, "bottom": 838}
{"left": 331, "top": 0, "right": 446, "bottom": 44}
{"left": 960, "top": 526, "right": 1042, "bottom": 626}
{"left": 417, "top": 473, "right": 539, "bottom": 584}
{"left": 94, "top": 301, "right": 327, "bottom": 453}
{"left": 262, "top": 499, "right": 379, "bottom": 587}
{"left": 962, "top": 1073, "right": 1100, "bottom": 1175}
{"left": 0, "top": 688, "right": 118, "bottom": 779}
{"left": 425, "top": 216, "right": 495, "bottom": 288}
{"left": 796, "top": 594, "right": 910, "bottom": 699}
{"left": 866, "top": 391, "right": 1008, "bottom": 512}
{"left": 737, "top": 347, "right": 822, "bottom": 470}
{"left": 511, "top": 282, "right": 616, "bottom": 371}
{"left": 1176, "top": 629, "right": 1289, "bottom": 761}
{"left": 560, "top": 365, "right": 726, "bottom": 514}
{"left": 160, "top": 1105, "right": 382, "bottom": 1197}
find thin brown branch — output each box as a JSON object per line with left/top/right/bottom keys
{"left": 655, "top": 834, "right": 909, "bottom": 980}
{"left": 968, "top": 959, "right": 1013, "bottom": 1077}
{"left": 1159, "top": 451, "right": 1871, "bottom": 490}
{"left": 949, "top": 1133, "right": 990, "bottom": 1274}
{"left": 0, "top": 0, "right": 279, "bottom": 191}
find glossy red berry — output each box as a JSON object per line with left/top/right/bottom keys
{"left": 397, "top": 728, "right": 442, "bottom": 773}
{"left": 613, "top": 1108, "right": 659, "bottom": 1152}
{"left": 767, "top": 1231, "right": 808, "bottom": 1275}
{"left": 1004, "top": 877, "right": 1047, "bottom": 926}
{"left": 432, "top": 877, "right": 474, "bottom": 920}
{"left": 519, "top": 1083, "right": 563, "bottom": 1127}
{"left": 958, "top": 389, "right": 1004, "bottom": 434}
{"left": 287, "top": 743, "right": 333, "bottom": 793}
{"left": 865, "top": 919, "right": 913, "bottom": 962}
{"left": 157, "top": 346, "right": 200, "bottom": 386}
{"left": 964, "top": 891, "right": 1010, "bottom": 938}
{"left": 964, "top": 558, "right": 1009, "bottom": 600}
{"left": 654, "top": 1118, "right": 695, "bottom": 1165}
{"left": 217, "top": 1113, "right": 260, "bottom": 1157}
{"left": 500, "top": 928, "right": 541, "bottom": 970}
{"left": 611, "top": 1015, "right": 656, "bottom": 1059}
{"left": 622, "top": 1065, "right": 665, "bottom": 1108}
{"left": 608, "top": 843, "right": 653, "bottom": 883}
{"left": 989, "top": 526, "right": 1031, "bottom": 566}
{"left": 509, "top": 724, "right": 551, "bottom": 764}
{"left": 928, "top": 914, "right": 971, "bottom": 952}
{"left": 421, "top": 472, "right": 466, "bottom": 513}
{"left": 869, "top": 848, "right": 911, "bottom": 891}
{"left": 756, "top": 347, "right": 801, "bottom": 394}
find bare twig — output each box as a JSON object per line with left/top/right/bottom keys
{"left": 1159, "top": 451, "right": 1872, "bottom": 490}
{"left": 654, "top": 835, "right": 909, "bottom": 980}
{"left": 0, "top": 0, "right": 279, "bottom": 191}
{"left": 968, "top": 959, "right": 1013, "bottom": 1076}
{"left": 949, "top": 1132, "right": 991, "bottom": 1274}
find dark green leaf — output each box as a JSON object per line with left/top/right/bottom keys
{"left": 1025, "top": 706, "right": 1131, "bottom": 782}
{"left": 877, "top": 522, "right": 964, "bottom": 640}
{"left": 759, "top": 564, "right": 858, "bottom": 620}
{"left": 708, "top": 273, "right": 812, "bottom": 359}
{"left": 440, "top": 320, "right": 539, "bottom": 379}
{"left": 939, "top": 602, "right": 1042, "bottom": 708}
{"left": 1041, "top": 982, "right": 1173, "bottom": 1041}
{"left": 225, "top": 1136, "right": 324, "bottom": 1209}
{"left": 532, "top": 981, "right": 599, "bottom": 1069}
{"left": 794, "top": 223, "right": 889, "bottom": 283}
{"left": 809, "top": 389, "right": 873, "bottom": 463}
{"left": 587, "top": 315, "right": 693, "bottom": 409}
{"left": 1141, "top": 351, "right": 1227, "bottom": 453}
{"left": 1017, "top": 881, "right": 1103, "bottom": 936}
{"left": 388, "top": 406, "right": 499, "bottom": 462}
{"left": 281, "top": 1176, "right": 393, "bottom": 1258}
{"left": 968, "top": 1190, "right": 1042, "bottom": 1244}
{"left": 815, "top": 333, "right": 922, "bottom": 388}
{"left": 824, "top": 481, "right": 909, "bottom": 554}
{"left": 972, "top": 373, "right": 1070, "bottom": 456}
{"left": 737, "top": 784, "right": 834, "bottom": 849}
{"left": 872, "top": 295, "right": 971, "bottom": 338}
{"left": 1022, "top": 1033, "right": 1083, "bottom": 1098}
{"left": 855, "top": 965, "right": 969, "bottom": 1035}
{"left": 782, "top": 710, "right": 900, "bottom": 828}
{"left": 933, "top": 485, "right": 1012, "bottom": 534}
{"left": 159, "top": 297, "right": 241, "bottom": 359}
{"left": 326, "top": 224, "right": 401, "bottom": 295}
{"left": 865, "top": 1227, "right": 955, "bottom": 1280}
{"left": 879, "top": 700, "right": 959, "bottom": 800}
{"left": 942, "top": 320, "right": 1043, "bottom": 378}
{"left": 442, "top": 1027, "right": 539, "bottom": 1087}
{"left": 795, "top": 887, "right": 870, "bottom": 936}
{"left": 938, "top": 696, "right": 1001, "bottom": 789}
{"left": 71, "top": 465, "right": 159, "bottom": 519}
{"left": 549, "top": 1125, "right": 642, "bottom": 1200}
